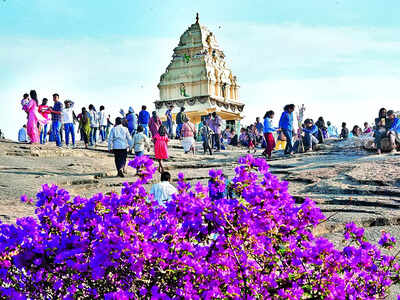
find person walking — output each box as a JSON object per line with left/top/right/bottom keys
{"left": 88, "top": 104, "right": 98, "bottom": 146}
{"left": 165, "top": 105, "right": 174, "bottom": 138}
{"left": 153, "top": 125, "right": 169, "bottom": 173}
{"left": 278, "top": 104, "right": 295, "bottom": 155}
{"left": 138, "top": 105, "right": 150, "bottom": 136}
{"left": 125, "top": 107, "right": 138, "bottom": 136}
{"left": 175, "top": 107, "right": 187, "bottom": 139}
{"left": 38, "top": 98, "right": 51, "bottom": 144}
{"left": 78, "top": 107, "right": 90, "bottom": 149}
{"left": 210, "top": 112, "right": 222, "bottom": 152}
{"left": 180, "top": 118, "right": 196, "bottom": 155}
{"left": 133, "top": 125, "right": 151, "bottom": 157}
{"left": 200, "top": 119, "right": 213, "bottom": 155}
{"left": 262, "top": 110, "right": 278, "bottom": 159}
{"left": 108, "top": 117, "right": 133, "bottom": 177}
{"left": 62, "top": 100, "right": 76, "bottom": 148}
{"left": 148, "top": 111, "right": 162, "bottom": 138}
{"left": 98, "top": 105, "right": 107, "bottom": 142}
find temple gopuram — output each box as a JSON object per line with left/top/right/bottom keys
{"left": 155, "top": 14, "right": 244, "bottom": 128}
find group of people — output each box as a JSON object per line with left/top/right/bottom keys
{"left": 18, "top": 90, "right": 112, "bottom": 148}
{"left": 257, "top": 104, "right": 400, "bottom": 159}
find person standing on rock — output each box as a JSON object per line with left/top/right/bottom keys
{"left": 153, "top": 125, "right": 169, "bottom": 173}
{"left": 386, "top": 110, "right": 400, "bottom": 152}
{"left": 165, "top": 105, "right": 174, "bottom": 138}
{"left": 175, "top": 107, "right": 187, "bottom": 139}
{"left": 88, "top": 104, "right": 98, "bottom": 146}
{"left": 262, "top": 110, "right": 278, "bottom": 159}
{"left": 374, "top": 108, "right": 388, "bottom": 155}
{"left": 62, "top": 100, "right": 76, "bottom": 148}
{"left": 98, "top": 105, "right": 107, "bottom": 142}
{"left": 108, "top": 117, "right": 133, "bottom": 177}
{"left": 38, "top": 98, "right": 51, "bottom": 144}
{"left": 181, "top": 118, "right": 196, "bottom": 155}
{"left": 149, "top": 111, "right": 162, "bottom": 138}
{"left": 78, "top": 107, "right": 90, "bottom": 149}
{"left": 50, "top": 93, "right": 63, "bottom": 147}
{"left": 24, "top": 90, "right": 45, "bottom": 144}
{"left": 125, "top": 107, "right": 138, "bottom": 136}
{"left": 279, "top": 104, "right": 295, "bottom": 156}
{"left": 138, "top": 105, "right": 150, "bottom": 137}
{"left": 210, "top": 112, "right": 222, "bottom": 152}
{"left": 133, "top": 125, "right": 151, "bottom": 157}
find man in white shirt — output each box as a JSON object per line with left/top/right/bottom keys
{"left": 150, "top": 172, "right": 177, "bottom": 207}
{"left": 108, "top": 117, "right": 133, "bottom": 177}
{"left": 98, "top": 105, "right": 107, "bottom": 142}
{"left": 133, "top": 125, "right": 150, "bottom": 156}
{"left": 62, "top": 100, "right": 76, "bottom": 148}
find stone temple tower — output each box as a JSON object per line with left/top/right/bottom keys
{"left": 155, "top": 14, "right": 244, "bottom": 126}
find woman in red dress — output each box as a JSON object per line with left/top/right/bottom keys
{"left": 153, "top": 125, "right": 169, "bottom": 173}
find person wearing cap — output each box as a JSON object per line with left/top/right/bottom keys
{"left": 165, "top": 105, "right": 174, "bottom": 138}
{"left": 126, "top": 106, "right": 138, "bottom": 136}
{"left": 62, "top": 100, "right": 76, "bottom": 148}
{"left": 108, "top": 117, "right": 133, "bottom": 177}
{"left": 387, "top": 110, "right": 400, "bottom": 152}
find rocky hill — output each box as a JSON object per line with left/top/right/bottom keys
{"left": 1, "top": 139, "right": 400, "bottom": 254}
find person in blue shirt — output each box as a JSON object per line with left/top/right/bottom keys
{"left": 165, "top": 105, "right": 174, "bottom": 138}
{"left": 18, "top": 125, "right": 28, "bottom": 143}
{"left": 387, "top": 110, "right": 400, "bottom": 151}
{"left": 138, "top": 105, "right": 150, "bottom": 137}
{"left": 303, "top": 119, "right": 319, "bottom": 151}
{"left": 278, "top": 104, "right": 295, "bottom": 155}
{"left": 126, "top": 107, "right": 138, "bottom": 136}
{"left": 262, "top": 110, "right": 279, "bottom": 158}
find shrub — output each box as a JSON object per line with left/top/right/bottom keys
{"left": 0, "top": 154, "right": 399, "bottom": 299}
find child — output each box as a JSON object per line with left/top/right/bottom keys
{"left": 247, "top": 125, "right": 257, "bottom": 153}
{"left": 153, "top": 125, "right": 169, "bottom": 173}
{"left": 133, "top": 125, "right": 151, "bottom": 157}
{"left": 340, "top": 122, "right": 349, "bottom": 139}
{"left": 262, "top": 110, "right": 278, "bottom": 158}
{"left": 20, "top": 93, "right": 29, "bottom": 115}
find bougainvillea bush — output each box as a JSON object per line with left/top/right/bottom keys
{"left": 0, "top": 155, "right": 399, "bottom": 299}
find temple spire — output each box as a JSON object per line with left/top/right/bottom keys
{"left": 195, "top": 13, "right": 199, "bottom": 24}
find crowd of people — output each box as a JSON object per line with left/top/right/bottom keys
{"left": 17, "top": 91, "right": 400, "bottom": 184}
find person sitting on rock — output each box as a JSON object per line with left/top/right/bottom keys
{"left": 303, "top": 119, "right": 319, "bottom": 152}
{"left": 340, "top": 122, "right": 349, "bottom": 140}
{"left": 386, "top": 110, "right": 400, "bottom": 152}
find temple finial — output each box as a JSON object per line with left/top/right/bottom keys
{"left": 196, "top": 13, "right": 199, "bottom": 24}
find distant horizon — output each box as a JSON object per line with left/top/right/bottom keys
{"left": 1, "top": 0, "right": 399, "bottom": 140}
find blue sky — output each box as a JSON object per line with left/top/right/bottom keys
{"left": 1, "top": 0, "right": 400, "bottom": 138}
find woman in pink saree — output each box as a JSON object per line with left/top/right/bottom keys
{"left": 24, "top": 90, "right": 45, "bottom": 144}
